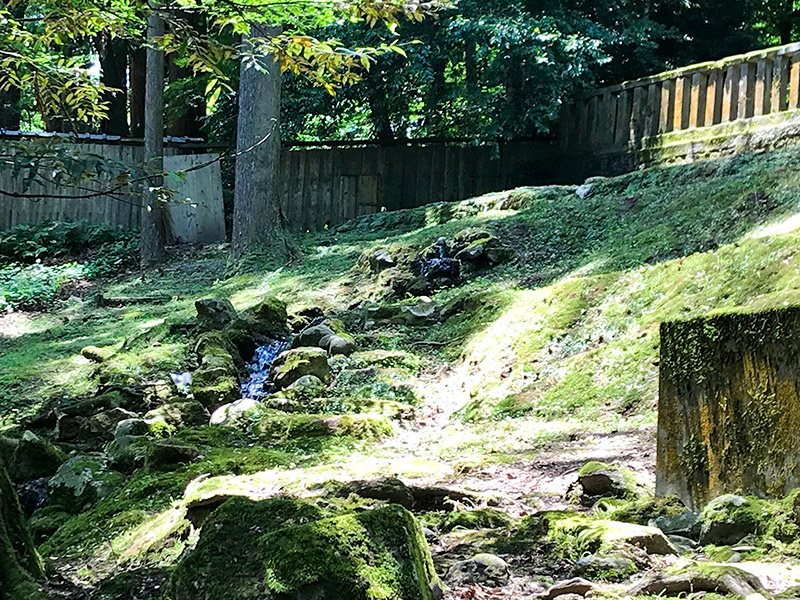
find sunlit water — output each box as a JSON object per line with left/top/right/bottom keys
{"left": 240, "top": 340, "right": 290, "bottom": 399}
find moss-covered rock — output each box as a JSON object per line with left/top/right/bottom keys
{"left": 346, "top": 350, "right": 422, "bottom": 372}
{"left": 253, "top": 411, "right": 393, "bottom": 442}
{"left": 48, "top": 455, "right": 125, "bottom": 513}
{"left": 440, "top": 508, "right": 513, "bottom": 533}
{"left": 195, "top": 298, "right": 237, "bottom": 331}
{"left": 145, "top": 441, "right": 200, "bottom": 472}
{"left": 145, "top": 400, "right": 209, "bottom": 429}
{"left": 28, "top": 506, "right": 72, "bottom": 545}
{"left": 194, "top": 331, "right": 241, "bottom": 363}
{"left": 332, "top": 368, "right": 419, "bottom": 405}
{"left": 446, "top": 553, "right": 510, "bottom": 588}
{"left": 209, "top": 398, "right": 260, "bottom": 426}
{"left": 550, "top": 515, "right": 677, "bottom": 558}
{"left": 568, "top": 461, "right": 649, "bottom": 506}
{"left": 598, "top": 495, "right": 688, "bottom": 526}
{"left": 699, "top": 494, "right": 765, "bottom": 545}
{"left": 8, "top": 431, "right": 66, "bottom": 484}
{"left": 191, "top": 372, "right": 239, "bottom": 408}
{"left": 628, "top": 562, "right": 767, "bottom": 597}
{"left": 232, "top": 296, "right": 289, "bottom": 340}
{"left": 171, "top": 497, "right": 328, "bottom": 599}
{"left": 270, "top": 347, "right": 330, "bottom": 389}
{"left": 172, "top": 501, "right": 441, "bottom": 600}
{"left": 572, "top": 554, "right": 637, "bottom": 582}
{"left": 336, "top": 477, "right": 416, "bottom": 509}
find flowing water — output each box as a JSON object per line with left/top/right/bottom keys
{"left": 240, "top": 340, "right": 290, "bottom": 399}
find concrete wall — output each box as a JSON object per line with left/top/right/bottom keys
{"left": 657, "top": 308, "right": 800, "bottom": 511}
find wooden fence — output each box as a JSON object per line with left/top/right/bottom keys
{"left": 0, "top": 138, "right": 554, "bottom": 233}
{"left": 278, "top": 139, "right": 551, "bottom": 232}
{"left": 560, "top": 41, "right": 800, "bottom": 154}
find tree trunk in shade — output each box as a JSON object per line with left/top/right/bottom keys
{"left": 231, "top": 24, "right": 285, "bottom": 259}
{"left": 0, "top": 455, "right": 47, "bottom": 600}
{"left": 140, "top": 6, "right": 168, "bottom": 266}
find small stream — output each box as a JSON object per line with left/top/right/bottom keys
{"left": 240, "top": 339, "right": 290, "bottom": 399}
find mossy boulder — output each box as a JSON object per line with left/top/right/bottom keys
{"left": 209, "top": 398, "right": 260, "bottom": 426}
{"left": 104, "top": 435, "right": 151, "bottom": 473}
{"left": 172, "top": 501, "right": 441, "bottom": 600}
{"left": 699, "top": 494, "right": 764, "bottom": 545}
{"left": 191, "top": 373, "right": 239, "bottom": 409}
{"left": 254, "top": 411, "right": 393, "bottom": 442}
{"left": 232, "top": 296, "right": 289, "bottom": 340}
{"left": 568, "top": 461, "right": 649, "bottom": 506}
{"left": 47, "top": 455, "right": 125, "bottom": 513}
{"left": 29, "top": 506, "right": 72, "bottom": 545}
{"left": 145, "top": 440, "right": 200, "bottom": 472}
{"left": 145, "top": 400, "right": 209, "bottom": 429}
{"left": 572, "top": 554, "right": 637, "bottom": 582}
{"left": 8, "top": 431, "right": 66, "bottom": 484}
{"left": 88, "top": 407, "right": 139, "bottom": 440}
{"left": 194, "top": 331, "right": 241, "bottom": 363}
{"left": 336, "top": 477, "right": 416, "bottom": 509}
{"left": 270, "top": 347, "right": 330, "bottom": 389}
{"left": 195, "top": 298, "right": 237, "bottom": 331}
{"left": 440, "top": 508, "right": 513, "bottom": 533}
{"left": 551, "top": 515, "right": 677, "bottom": 557}
{"left": 81, "top": 344, "right": 115, "bottom": 363}
{"left": 332, "top": 368, "right": 418, "bottom": 404}
{"left": 292, "top": 320, "right": 356, "bottom": 357}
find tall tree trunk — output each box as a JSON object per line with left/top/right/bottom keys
{"left": 140, "top": 6, "right": 168, "bottom": 267}
{"left": 0, "top": 455, "right": 47, "bottom": 600}
{"left": 130, "top": 45, "right": 147, "bottom": 138}
{"left": 232, "top": 24, "right": 284, "bottom": 259}
{"left": 97, "top": 34, "right": 129, "bottom": 137}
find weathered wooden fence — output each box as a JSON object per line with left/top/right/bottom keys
{"left": 560, "top": 41, "right": 800, "bottom": 156}
{"left": 278, "top": 139, "right": 551, "bottom": 232}
{"left": 0, "top": 137, "right": 554, "bottom": 232}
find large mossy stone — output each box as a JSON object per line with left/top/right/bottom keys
{"left": 9, "top": 431, "right": 66, "bottom": 484}
{"left": 171, "top": 500, "right": 441, "bottom": 600}
{"left": 47, "top": 455, "right": 125, "bottom": 513}
{"left": 231, "top": 296, "right": 289, "bottom": 340}
{"left": 699, "top": 494, "right": 763, "bottom": 545}
{"left": 253, "top": 411, "right": 393, "bottom": 442}
{"left": 657, "top": 308, "right": 800, "bottom": 510}
{"left": 270, "top": 347, "right": 330, "bottom": 389}
{"left": 195, "top": 298, "right": 237, "bottom": 331}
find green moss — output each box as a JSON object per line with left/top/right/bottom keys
{"left": 254, "top": 410, "right": 393, "bottom": 443}
{"left": 596, "top": 495, "right": 686, "bottom": 525}
{"left": 438, "top": 508, "right": 514, "bottom": 532}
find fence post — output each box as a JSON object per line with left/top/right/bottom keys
{"left": 660, "top": 79, "right": 675, "bottom": 134}
{"left": 645, "top": 83, "right": 662, "bottom": 136}
{"left": 772, "top": 54, "right": 790, "bottom": 112}
{"left": 690, "top": 71, "right": 708, "bottom": 127}
{"left": 754, "top": 57, "right": 773, "bottom": 116}
{"left": 615, "top": 89, "right": 633, "bottom": 147}
{"left": 722, "top": 64, "right": 739, "bottom": 121}
{"left": 790, "top": 55, "right": 800, "bottom": 108}
{"left": 705, "top": 69, "right": 723, "bottom": 125}
{"left": 738, "top": 62, "right": 757, "bottom": 119}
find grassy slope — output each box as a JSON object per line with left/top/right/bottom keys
{"left": 5, "top": 144, "right": 800, "bottom": 575}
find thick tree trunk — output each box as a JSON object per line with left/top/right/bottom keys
{"left": 140, "top": 6, "right": 168, "bottom": 267}
{"left": 0, "top": 455, "right": 47, "bottom": 600}
{"left": 97, "top": 34, "right": 129, "bottom": 136}
{"left": 130, "top": 46, "right": 147, "bottom": 138}
{"left": 231, "top": 24, "right": 284, "bottom": 260}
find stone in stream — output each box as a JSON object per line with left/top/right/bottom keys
{"left": 210, "top": 398, "right": 260, "bottom": 426}
{"left": 270, "top": 347, "right": 331, "bottom": 389}
{"left": 195, "top": 298, "right": 237, "bottom": 331}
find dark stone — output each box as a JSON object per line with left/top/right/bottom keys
{"left": 446, "top": 553, "right": 510, "bottom": 587}
{"left": 651, "top": 510, "right": 701, "bottom": 540}
{"left": 338, "top": 477, "right": 415, "bottom": 509}
{"left": 369, "top": 249, "right": 396, "bottom": 273}
{"left": 195, "top": 298, "right": 237, "bottom": 331}
{"left": 146, "top": 441, "right": 200, "bottom": 472}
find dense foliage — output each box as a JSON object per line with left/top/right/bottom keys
{"left": 0, "top": 221, "right": 138, "bottom": 310}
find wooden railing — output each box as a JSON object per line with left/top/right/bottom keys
{"left": 560, "top": 41, "right": 800, "bottom": 152}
